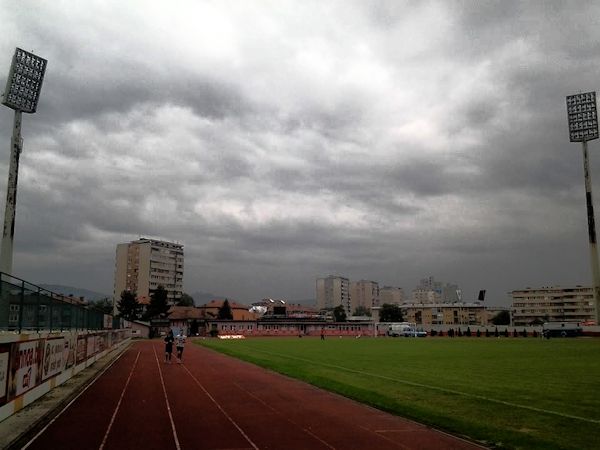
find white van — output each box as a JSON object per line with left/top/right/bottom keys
{"left": 387, "top": 322, "right": 427, "bottom": 337}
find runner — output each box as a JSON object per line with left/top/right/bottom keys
{"left": 164, "top": 329, "right": 174, "bottom": 363}
{"left": 176, "top": 329, "right": 186, "bottom": 364}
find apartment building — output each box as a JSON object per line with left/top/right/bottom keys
{"left": 380, "top": 286, "right": 404, "bottom": 305}
{"left": 412, "top": 276, "right": 460, "bottom": 303}
{"left": 402, "top": 302, "right": 488, "bottom": 326}
{"left": 316, "top": 275, "right": 351, "bottom": 315}
{"left": 113, "top": 238, "right": 184, "bottom": 312}
{"left": 511, "top": 286, "right": 597, "bottom": 326}
{"left": 350, "top": 280, "right": 380, "bottom": 312}
{"left": 411, "top": 289, "right": 440, "bottom": 304}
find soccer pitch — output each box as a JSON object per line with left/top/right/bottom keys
{"left": 198, "top": 337, "right": 600, "bottom": 450}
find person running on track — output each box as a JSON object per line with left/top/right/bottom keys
{"left": 176, "top": 329, "right": 186, "bottom": 364}
{"left": 164, "top": 329, "right": 174, "bottom": 363}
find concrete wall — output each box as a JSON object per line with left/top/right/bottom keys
{"left": 0, "top": 329, "right": 130, "bottom": 423}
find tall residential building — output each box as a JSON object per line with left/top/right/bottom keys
{"left": 380, "top": 286, "right": 404, "bottom": 305}
{"left": 113, "top": 238, "right": 184, "bottom": 312}
{"left": 316, "top": 275, "right": 351, "bottom": 315}
{"left": 412, "top": 288, "right": 440, "bottom": 304}
{"left": 350, "top": 280, "right": 380, "bottom": 313}
{"left": 413, "top": 276, "right": 460, "bottom": 303}
{"left": 511, "top": 286, "right": 597, "bottom": 326}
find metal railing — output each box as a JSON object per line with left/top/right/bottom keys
{"left": 0, "top": 272, "right": 111, "bottom": 333}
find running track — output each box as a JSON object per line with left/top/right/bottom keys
{"left": 22, "top": 340, "right": 485, "bottom": 450}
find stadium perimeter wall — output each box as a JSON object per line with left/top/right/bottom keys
{"left": 0, "top": 329, "right": 131, "bottom": 423}
{"left": 207, "top": 320, "right": 600, "bottom": 338}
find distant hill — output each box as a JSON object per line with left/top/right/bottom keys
{"left": 39, "top": 284, "right": 110, "bottom": 302}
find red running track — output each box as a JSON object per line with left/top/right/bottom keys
{"left": 22, "top": 340, "right": 485, "bottom": 450}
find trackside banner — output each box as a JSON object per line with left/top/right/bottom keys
{"left": 42, "top": 338, "right": 65, "bottom": 381}
{"left": 10, "top": 340, "right": 42, "bottom": 397}
{"left": 0, "top": 330, "right": 130, "bottom": 408}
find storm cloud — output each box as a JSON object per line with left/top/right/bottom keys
{"left": 1, "top": 1, "right": 599, "bottom": 305}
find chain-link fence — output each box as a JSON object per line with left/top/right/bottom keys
{"left": 0, "top": 272, "right": 110, "bottom": 332}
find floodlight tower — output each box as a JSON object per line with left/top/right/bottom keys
{"left": 0, "top": 48, "right": 47, "bottom": 274}
{"left": 566, "top": 91, "right": 600, "bottom": 324}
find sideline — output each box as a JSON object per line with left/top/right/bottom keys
{"left": 99, "top": 350, "right": 141, "bottom": 450}
{"left": 231, "top": 380, "right": 338, "bottom": 450}
{"left": 182, "top": 363, "right": 259, "bottom": 450}
{"left": 152, "top": 345, "right": 181, "bottom": 450}
{"left": 15, "top": 342, "right": 133, "bottom": 450}
{"left": 241, "top": 346, "right": 600, "bottom": 426}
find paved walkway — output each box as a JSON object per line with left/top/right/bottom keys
{"left": 3, "top": 340, "right": 486, "bottom": 450}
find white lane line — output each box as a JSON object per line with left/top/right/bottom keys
{"left": 231, "top": 381, "right": 337, "bottom": 450}
{"left": 98, "top": 350, "right": 141, "bottom": 450}
{"left": 21, "top": 345, "right": 132, "bottom": 450}
{"left": 182, "top": 364, "right": 260, "bottom": 450}
{"left": 153, "top": 345, "right": 181, "bottom": 450}
{"left": 243, "top": 347, "right": 600, "bottom": 426}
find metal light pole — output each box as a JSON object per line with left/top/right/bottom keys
{"left": 566, "top": 91, "right": 600, "bottom": 325}
{"left": 0, "top": 48, "right": 47, "bottom": 274}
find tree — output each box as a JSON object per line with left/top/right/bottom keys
{"left": 177, "top": 293, "right": 195, "bottom": 307}
{"left": 333, "top": 305, "right": 347, "bottom": 322}
{"left": 145, "top": 285, "right": 169, "bottom": 319}
{"left": 353, "top": 305, "right": 372, "bottom": 317}
{"left": 379, "top": 303, "right": 403, "bottom": 323}
{"left": 491, "top": 310, "right": 511, "bottom": 325}
{"left": 90, "top": 297, "right": 114, "bottom": 315}
{"left": 218, "top": 299, "right": 233, "bottom": 320}
{"left": 117, "top": 291, "right": 139, "bottom": 321}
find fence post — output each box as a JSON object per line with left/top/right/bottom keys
{"left": 49, "top": 296, "right": 53, "bottom": 332}
{"left": 36, "top": 288, "right": 41, "bottom": 332}
{"left": 18, "top": 280, "right": 24, "bottom": 333}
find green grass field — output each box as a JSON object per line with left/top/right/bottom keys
{"left": 197, "top": 337, "right": 600, "bottom": 450}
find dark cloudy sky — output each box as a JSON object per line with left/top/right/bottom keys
{"left": 1, "top": 1, "right": 600, "bottom": 306}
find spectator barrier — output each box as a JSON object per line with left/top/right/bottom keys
{"left": 0, "top": 328, "right": 131, "bottom": 422}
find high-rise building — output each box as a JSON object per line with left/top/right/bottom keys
{"left": 350, "top": 280, "right": 379, "bottom": 313}
{"left": 113, "top": 238, "right": 184, "bottom": 313}
{"left": 413, "top": 276, "right": 460, "bottom": 303}
{"left": 380, "top": 286, "right": 404, "bottom": 305}
{"left": 316, "top": 275, "right": 351, "bottom": 315}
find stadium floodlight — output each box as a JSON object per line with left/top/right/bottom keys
{"left": 566, "top": 91, "right": 600, "bottom": 325}
{"left": 0, "top": 48, "right": 47, "bottom": 275}
{"left": 567, "top": 92, "right": 599, "bottom": 143}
